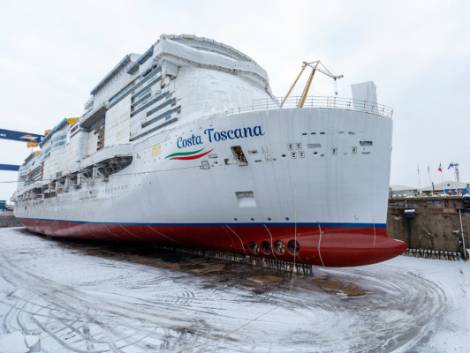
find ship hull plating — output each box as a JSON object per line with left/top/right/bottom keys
{"left": 19, "top": 218, "right": 405, "bottom": 267}
{"left": 15, "top": 108, "right": 406, "bottom": 266}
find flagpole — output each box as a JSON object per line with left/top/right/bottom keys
{"left": 437, "top": 162, "right": 444, "bottom": 192}
{"left": 417, "top": 164, "right": 422, "bottom": 194}
{"left": 427, "top": 164, "right": 433, "bottom": 196}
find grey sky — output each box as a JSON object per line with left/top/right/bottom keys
{"left": 0, "top": 0, "right": 469, "bottom": 200}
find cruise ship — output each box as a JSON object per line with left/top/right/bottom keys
{"left": 13, "top": 34, "right": 406, "bottom": 267}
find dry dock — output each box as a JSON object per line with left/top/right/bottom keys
{"left": 388, "top": 196, "right": 470, "bottom": 258}
{"left": 1, "top": 227, "right": 469, "bottom": 353}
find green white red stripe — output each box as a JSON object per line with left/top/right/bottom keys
{"left": 165, "top": 148, "right": 213, "bottom": 160}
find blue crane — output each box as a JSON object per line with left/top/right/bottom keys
{"left": 0, "top": 128, "right": 44, "bottom": 172}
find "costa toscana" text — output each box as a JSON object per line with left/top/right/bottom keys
{"left": 176, "top": 125, "right": 264, "bottom": 148}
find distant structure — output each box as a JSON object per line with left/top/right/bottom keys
{"left": 421, "top": 181, "right": 469, "bottom": 196}
{"left": 390, "top": 181, "right": 469, "bottom": 198}
{"left": 389, "top": 185, "right": 419, "bottom": 197}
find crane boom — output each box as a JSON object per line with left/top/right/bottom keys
{"left": 282, "top": 60, "right": 343, "bottom": 108}
{"left": 0, "top": 129, "right": 43, "bottom": 143}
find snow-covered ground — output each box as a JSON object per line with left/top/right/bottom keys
{"left": 0, "top": 227, "right": 468, "bottom": 353}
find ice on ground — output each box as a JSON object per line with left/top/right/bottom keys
{"left": 0, "top": 227, "right": 468, "bottom": 353}
{"left": 0, "top": 331, "right": 40, "bottom": 353}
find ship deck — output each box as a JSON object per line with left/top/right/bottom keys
{"left": 0, "top": 227, "right": 468, "bottom": 353}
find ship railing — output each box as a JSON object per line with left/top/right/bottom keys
{"left": 225, "top": 95, "right": 393, "bottom": 118}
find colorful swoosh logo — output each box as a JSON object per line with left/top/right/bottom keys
{"left": 165, "top": 148, "right": 213, "bottom": 160}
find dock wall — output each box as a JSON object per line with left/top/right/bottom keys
{"left": 387, "top": 196, "right": 470, "bottom": 256}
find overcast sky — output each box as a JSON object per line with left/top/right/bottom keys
{"left": 0, "top": 0, "right": 469, "bottom": 200}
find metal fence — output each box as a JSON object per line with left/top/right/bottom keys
{"left": 226, "top": 96, "right": 393, "bottom": 118}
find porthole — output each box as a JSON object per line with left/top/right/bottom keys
{"left": 285, "top": 217, "right": 290, "bottom": 221}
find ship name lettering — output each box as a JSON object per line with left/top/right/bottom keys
{"left": 204, "top": 126, "right": 264, "bottom": 143}
{"left": 177, "top": 134, "right": 203, "bottom": 148}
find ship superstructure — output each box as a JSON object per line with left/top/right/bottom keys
{"left": 13, "top": 34, "right": 406, "bottom": 267}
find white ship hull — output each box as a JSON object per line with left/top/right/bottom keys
{"left": 14, "top": 34, "right": 406, "bottom": 266}
{"left": 15, "top": 107, "right": 405, "bottom": 266}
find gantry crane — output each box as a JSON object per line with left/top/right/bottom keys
{"left": 0, "top": 128, "right": 43, "bottom": 171}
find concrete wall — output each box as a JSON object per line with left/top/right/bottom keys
{"left": 387, "top": 196, "right": 470, "bottom": 253}
{"left": 0, "top": 212, "right": 21, "bottom": 227}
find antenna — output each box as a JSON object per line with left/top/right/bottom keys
{"left": 281, "top": 60, "right": 343, "bottom": 108}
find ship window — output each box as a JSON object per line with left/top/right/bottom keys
{"left": 352, "top": 146, "right": 358, "bottom": 154}
{"left": 307, "top": 143, "right": 321, "bottom": 149}
{"left": 332, "top": 148, "right": 337, "bottom": 155}
{"left": 133, "top": 87, "right": 151, "bottom": 101}
{"left": 132, "top": 92, "right": 151, "bottom": 110}
{"left": 359, "top": 140, "right": 373, "bottom": 146}
{"left": 231, "top": 146, "right": 248, "bottom": 166}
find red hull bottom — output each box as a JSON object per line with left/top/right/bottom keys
{"left": 18, "top": 218, "right": 407, "bottom": 267}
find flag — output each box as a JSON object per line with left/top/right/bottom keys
{"left": 448, "top": 162, "right": 459, "bottom": 170}
{"left": 438, "top": 163, "right": 442, "bottom": 172}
